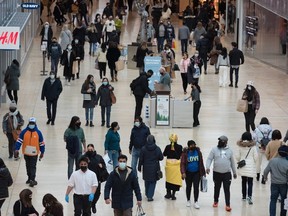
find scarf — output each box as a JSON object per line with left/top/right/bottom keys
{"left": 8, "top": 110, "right": 19, "bottom": 129}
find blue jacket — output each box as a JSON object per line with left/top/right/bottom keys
{"left": 104, "top": 129, "right": 121, "bottom": 151}
{"left": 129, "top": 123, "right": 150, "bottom": 151}
{"left": 104, "top": 167, "right": 141, "bottom": 210}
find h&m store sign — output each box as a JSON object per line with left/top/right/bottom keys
{"left": 0, "top": 27, "right": 20, "bottom": 50}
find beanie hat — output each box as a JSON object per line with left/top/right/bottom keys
{"left": 278, "top": 145, "right": 288, "bottom": 157}
{"left": 218, "top": 135, "right": 228, "bottom": 142}
{"left": 9, "top": 100, "right": 17, "bottom": 109}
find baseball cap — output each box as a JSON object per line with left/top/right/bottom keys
{"left": 218, "top": 135, "right": 228, "bottom": 142}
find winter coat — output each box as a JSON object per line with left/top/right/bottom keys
{"left": 84, "top": 151, "right": 106, "bottom": 181}
{"left": 235, "top": 140, "right": 258, "bottom": 178}
{"left": 242, "top": 89, "right": 260, "bottom": 111}
{"left": 146, "top": 24, "right": 155, "bottom": 39}
{"left": 81, "top": 81, "right": 97, "bottom": 108}
{"left": 104, "top": 129, "right": 121, "bottom": 151}
{"left": 106, "top": 47, "right": 121, "bottom": 70}
{"left": 253, "top": 124, "right": 273, "bottom": 146}
{"left": 2, "top": 112, "right": 24, "bottom": 133}
{"left": 73, "top": 26, "right": 86, "bottom": 45}
{"left": 180, "top": 147, "right": 205, "bottom": 176}
{"left": 41, "top": 77, "right": 63, "bottom": 101}
{"left": 40, "top": 25, "right": 53, "bottom": 48}
{"left": 72, "top": 43, "right": 84, "bottom": 60}
{"left": 0, "top": 167, "right": 13, "bottom": 199}
{"left": 129, "top": 123, "right": 151, "bottom": 151}
{"left": 132, "top": 73, "right": 152, "bottom": 97}
{"left": 138, "top": 142, "right": 164, "bottom": 181}
{"left": 95, "top": 84, "right": 114, "bottom": 107}
{"left": 193, "top": 27, "right": 206, "bottom": 44}
{"left": 196, "top": 37, "right": 210, "bottom": 56}
{"left": 265, "top": 140, "right": 284, "bottom": 160}
{"left": 165, "top": 25, "right": 175, "bottom": 41}
{"left": 6, "top": 62, "right": 20, "bottom": 91}
{"left": 136, "top": 47, "right": 148, "bottom": 68}
{"left": 87, "top": 27, "right": 98, "bottom": 43}
{"left": 104, "top": 167, "right": 142, "bottom": 210}
{"left": 229, "top": 47, "right": 244, "bottom": 66}
{"left": 59, "top": 29, "right": 73, "bottom": 50}
{"left": 61, "top": 49, "right": 75, "bottom": 77}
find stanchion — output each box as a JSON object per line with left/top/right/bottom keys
{"left": 40, "top": 50, "right": 48, "bottom": 76}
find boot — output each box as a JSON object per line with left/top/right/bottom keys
{"left": 111, "top": 77, "right": 114, "bottom": 82}
{"left": 85, "top": 120, "right": 89, "bottom": 126}
{"left": 171, "top": 190, "right": 176, "bottom": 200}
{"left": 115, "top": 74, "right": 118, "bottom": 82}
{"left": 90, "top": 121, "right": 94, "bottom": 127}
{"left": 261, "top": 175, "right": 266, "bottom": 184}
{"left": 164, "top": 189, "right": 171, "bottom": 199}
{"left": 256, "top": 173, "right": 260, "bottom": 181}
{"left": 229, "top": 83, "right": 233, "bottom": 87}
{"left": 235, "top": 82, "right": 238, "bottom": 88}
{"left": 76, "top": 73, "right": 79, "bottom": 79}
{"left": 101, "top": 121, "right": 105, "bottom": 127}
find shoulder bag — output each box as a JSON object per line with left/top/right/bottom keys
{"left": 8, "top": 116, "right": 21, "bottom": 141}
{"left": 110, "top": 91, "right": 116, "bottom": 104}
{"left": 237, "top": 147, "right": 252, "bottom": 169}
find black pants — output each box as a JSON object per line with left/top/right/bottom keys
{"left": 134, "top": 95, "right": 144, "bottom": 119}
{"left": 229, "top": 67, "right": 239, "bottom": 85}
{"left": 110, "top": 68, "right": 117, "bottom": 79}
{"left": 91, "top": 183, "right": 101, "bottom": 208}
{"left": 73, "top": 194, "right": 91, "bottom": 216}
{"left": 7, "top": 90, "right": 18, "bottom": 103}
{"left": 244, "top": 104, "right": 256, "bottom": 132}
{"left": 98, "top": 62, "right": 107, "bottom": 79}
{"left": 282, "top": 44, "right": 286, "bottom": 55}
{"left": 46, "top": 99, "right": 58, "bottom": 123}
{"left": 127, "top": 0, "right": 133, "bottom": 11}
{"left": 24, "top": 155, "right": 38, "bottom": 181}
{"left": 185, "top": 171, "right": 200, "bottom": 202}
{"left": 181, "top": 39, "right": 188, "bottom": 54}
{"left": 193, "top": 101, "right": 201, "bottom": 126}
{"left": 6, "top": 133, "right": 15, "bottom": 157}
{"left": 213, "top": 171, "right": 232, "bottom": 206}
{"left": 200, "top": 54, "right": 207, "bottom": 72}
{"left": 180, "top": 73, "right": 188, "bottom": 92}
{"left": 241, "top": 176, "right": 253, "bottom": 198}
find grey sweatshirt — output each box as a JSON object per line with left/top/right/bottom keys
{"left": 206, "top": 146, "right": 236, "bottom": 174}
{"left": 263, "top": 157, "right": 288, "bottom": 184}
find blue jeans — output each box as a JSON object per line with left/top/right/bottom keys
{"left": 145, "top": 181, "right": 157, "bottom": 199}
{"left": 108, "top": 150, "right": 119, "bottom": 169}
{"left": 68, "top": 152, "right": 80, "bottom": 179}
{"left": 85, "top": 108, "right": 94, "bottom": 121}
{"left": 270, "top": 183, "right": 287, "bottom": 216}
{"left": 131, "top": 147, "right": 141, "bottom": 177}
{"left": 101, "top": 106, "right": 111, "bottom": 127}
{"left": 51, "top": 57, "right": 60, "bottom": 74}
{"left": 157, "top": 37, "right": 165, "bottom": 52}
{"left": 90, "top": 43, "right": 97, "bottom": 54}
{"left": 181, "top": 39, "right": 188, "bottom": 53}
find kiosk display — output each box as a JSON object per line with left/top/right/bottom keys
{"left": 156, "top": 95, "right": 170, "bottom": 126}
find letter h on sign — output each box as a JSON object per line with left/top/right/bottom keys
{"left": 0, "top": 27, "right": 20, "bottom": 50}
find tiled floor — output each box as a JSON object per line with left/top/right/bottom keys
{"left": 1, "top": 1, "right": 288, "bottom": 216}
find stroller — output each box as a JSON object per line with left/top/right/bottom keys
{"left": 53, "top": 1, "right": 67, "bottom": 26}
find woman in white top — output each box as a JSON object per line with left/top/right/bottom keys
{"left": 161, "top": 3, "right": 172, "bottom": 22}
{"left": 216, "top": 47, "right": 230, "bottom": 87}
{"left": 95, "top": 43, "right": 107, "bottom": 79}
{"left": 179, "top": 52, "right": 190, "bottom": 94}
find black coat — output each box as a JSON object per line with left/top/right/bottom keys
{"left": 41, "top": 77, "right": 63, "bottom": 101}
{"left": 73, "top": 26, "right": 86, "bottom": 45}
{"left": 136, "top": 47, "right": 148, "bottom": 68}
{"left": 40, "top": 25, "right": 53, "bottom": 48}
{"left": 81, "top": 81, "right": 97, "bottom": 108}
{"left": 96, "top": 84, "right": 114, "bottom": 107}
{"left": 138, "top": 142, "right": 163, "bottom": 182}
{"left": 13, "top": 200, "right": 39, "bottom": 216}
{"left": 106, "top": 47, "right": 121, "bottom": 70}
{"left": 6, "top": 62, "right": 20, "bottom": 91}
{"left": 72, "top": 43, "right": 84, "bottom": 60}
{"left": 229, "top": 48, "right": 245, "bottom": 66}
{"left": 104, "top": 167, "right": 141, "bottom": 210}
{"left": 0, "top": 167, "right": 13, "bottom": 199}
{"left": 61, "top": 50, "right": 75, "bottom": 77}
{"left": 132, "top": 73, "right": 152, "bottom": 97}
{"left": 196, "top": 37, "right": 210, "bottom": 57}
{"left": 84, "top": 151, "right": 106, "bottom": 180}
{"left": 163, "top": 143, "right": 183, "bottom": 160}
{"left": 129, "top": 123, "right": 151, "bottom": 151}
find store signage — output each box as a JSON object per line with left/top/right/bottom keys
{"left": 245, "top": 16, "right": 258, "bottom": 36}
{"left": 21, "top": 2, "right": 40, "bottom": 9}
{"left": 0, "top": 27, "right": 20, "bottom": 50}
{"left": 144, "top": 56, "right": 161, "bottom": 91}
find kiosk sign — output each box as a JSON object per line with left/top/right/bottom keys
{"left": 21, "top": 3, "right": 40, "bottom": 9}
{"left": 0, "top": 27, "right": 20, "bottom": 50}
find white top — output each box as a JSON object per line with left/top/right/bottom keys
{"left": 103, "top": 20, "right": 116, "bottom": 33}
{"left": 96, "top": 49, "right": 107, "bottom": 63}
{"left": 68, "top": 169, "right": 98, "bottom": 195}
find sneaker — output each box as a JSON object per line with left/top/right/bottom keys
{"left": 26, "top": 179, "right": 30, "bottom": 184}
{"left": 194, "top": 202, "right": 200, "bottom": 209}
{"left": 147, "top": 198, "right": 154, "bottom": 202}
{"left": 186, "top": 201, "right": 191, "bottom": 207}
{"left": 29, "top": 180, "right": 38, "bottom": 187}
{"left": 242, "top": 197, "right": 246, "bottom": 201}
{"left": 213, "top": 202, "right": 218, "bottom": 208}
{"left": 247, "top": 197, "right": 253, "bottom": 205}
{"left": 171, "top": 196, "right": 176, "bottom": 200}
{"left": 46, "top": 120, "right": 51, "bottom": 125}
{"left": 261, "top": 175, "right": 266, "bottom": 184}
{"left": 225, "top": 206, "right": 232, "bottom": 212}
{"left": 164, "top": 194, "right": 171, "bottom": 199}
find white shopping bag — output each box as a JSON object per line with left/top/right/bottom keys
{"left": 103, "top": 153, "right": 114, "bottom": 173}
{"left": 200, "top": 176, "right": 208, "bottom": 192}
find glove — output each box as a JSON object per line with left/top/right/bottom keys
{"left": 88, "top": 193, "right": 94, "bottom": 202}
{"left": 65, "top": 195, "right": 69, "bottom": 203}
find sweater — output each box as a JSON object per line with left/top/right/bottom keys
{"left": 104, "top": 129, "right": 121, "bottom": 151}
{"left": 265, "top": 140, "right": 284, "bottom": 160}
{"left": 264, "top": 157, "right": 288, "bottom": 184}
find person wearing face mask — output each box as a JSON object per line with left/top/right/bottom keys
{"left": 64, "top": 116, "right": 87, "bottom": 179}
{"left": 0, "top": 158, "right": 13, "bottom": 216}
{"left": 104, "top": 155, "right": 142, "bottom": 215}
{"left": 59, "top": 25, "right": 73, "bottom": 52}
{"left": 155, "top": 20, "right": 166, "bottom": 53}
{"left": 60, "top": 44, "right": 75, "bottom": 85}
{"left": 94, "top": 14, "right": 104, "bottom": 43}
{"left": 196, "top": 34, "right": 210, "bottom": 74}
{"left": 104, "top": 122, "right": 122, "bottom": 168}
{"left": 96, "top": 78, "right": 114, "bottom": 127}
{"left": 180, "top": 140, "right": 205, "bottom": 209}
{"left": 13, "top": 189, "right": 39, "bottom": 216}
{"left": 159, "top": 66, "right": 171, "bottom": 89}
{"left": 15, "top": 117, "right": 45, "bottom": 187}
{"left": 81, "top": 74, "right": 97, "bottom": 127}
{"left": 65, "top": 156, "right": 98, "bottom": 216}
{"left": 163, "top": 134, "right": 183, "bottom": 201}
{"left": 2, "top": 100, "right": 24, "bottom": 158}
{"left": 42, "top": 193, "right": 63, "bottom": 216}
{"left": 161, "top": 44, "right": 175, "bottom": 78}
{"left": 138, "top": 135, "right": 164, "bottom": 201}
{"left": 228, "top": 42, "right": 244, "bottom": 88}
{"left": 179, "top": 52, "right": 190, "bottom": 94}
{"left": 241, "top": 81, "right": 260, "bottom": 132}
{"left": 103, "top": 15, "right": 116, "bottom": 42}
{"left": 129, "top": 116, "right": 151, "bottom": 177}
{"left": 72, "top": 38, "right": 85, "bottom": 79}
{"left": 188, "top": 50, "right": 203, "bottom": 85}
{"left": 186, "top": 81, "right": 202, "bottom": 127}
{"left": 206, "top": 135, "right": 237, "bottom": 212}
{"left": 40, "top": 22, "right": 53, "bottom": 56}
{"left": 41, "top": 71, "right": 63, "bottom": 125}
{"left": 83, "top": 144, "right": 107, "bottom": 214}
{"left": 95, "top": 43, "right": 108, "bottom": 79}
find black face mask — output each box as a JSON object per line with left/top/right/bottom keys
{"left": 80, "top": 166, "right": 88, "bottom": 172}
{"left": 76, "top": 122, "right": 81, "bottom": 128}
{"left": 9, "top": 108, "right": 16, "bottom": 112}
{"left": 86, "top": 151, "right": 94, "bottom": 157}
{"left": 218, "top": 142, "right": 226, "bottom": 148}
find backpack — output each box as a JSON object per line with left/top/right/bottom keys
{"left": 130, "top": 76, "right": 141, "bottom": 91}
{"left": 66, "top": 135, "right": 80, "bottom": 155}
{"left": 260, "top": 131, "right": 270, "bottom": 149}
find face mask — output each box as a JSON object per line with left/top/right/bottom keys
{"left": 76, "top": 122, "right": 81, "bottom": 127}
{"left": 117, "top": 126, "right": 120, "bottom": 130}
{"left": 190, "top": 147, "right": 196, "bottom": 151}
{"left": 218, "top": 142, "right": 226, "bottom": 148}
{"left": 118, "top": 162, "right": 126, "bottom": 170}
{"left": 80, "top": 166, "right": 88, "bottom": 172}
{"left": 28, "top": 124, "right": 35, "bottom": 130}
{"left": 134, "top": 122, "right": 140, "bottom": 127}
{"left": 103, "top": 82, "right": 108, "bottom": 86}
{"left": 75, "top": 40, "right": 79, "bottom": 44}
{"left": 9, "top": 108, "right": 16, "bottom": 112}
{"left": 160, "top": 72, "right": 164, "bottom": 75}
{"left": 248, "top": 86, "right": 252, "bottom": 90}
{"left": 68, "top": 46, "right": 72, "bottom": 50}
{"left": 50, "top": 75, "right": 55, "bottom": 79}
{"left": 86, "top": 151, "right": 94, "bottom": 157}
{"left": 195, "top": 53, "right": 199, "bottom": 57}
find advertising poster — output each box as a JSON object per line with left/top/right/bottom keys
{"left": 144, "top": 56, "right": 161, "bottom": 91}
{"left": 156, "top": 95, "right": 170, "bottom": 126}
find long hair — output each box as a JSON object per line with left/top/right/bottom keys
{"left": 42, "top": 193, "right": 63, "bottom": 216}
{"left": 19, "top": 189, "right": 33, "bottom": 208}
{"left": 221, "top": 47, "right": 228, "bottom": 59}
{"left": 101, "top": 43, "right": 107, "bottom": 52}
{"left": 84, "top": 74, "right": 94, "bottom": 88}
{"left": 192, "top": 81, "right": 202, "bottom": 93}
{"left": 68, "top": 116, "right": 80, "bottom": 130}
{"left": 0, "top": 158, "right": 6, "bottom": 168}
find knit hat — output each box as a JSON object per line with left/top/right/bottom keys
{"left": 218, "top": 135, "right": 228, "bottom": 142}
{"left": 29, "top": 117, "right": 36, "bottom": 123}
{"left": 247, "top": 80, "right": 254, "bottom": 87}
{"left": 147, "top": 135, "right": 155, "bottom": 145}
{"left": 9, "top": 100, "right": 17, "bottom": 109}
{"left": 278, "top": 145, "right": 288, "bottom": 157}
{"left": 241, "top": 132, "right": 252, "bottom": 141}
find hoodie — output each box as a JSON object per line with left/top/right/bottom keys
{"left": 0, "top": 167, "right": 13, "bottom": 199}
{"left": 206, "top": 145, "right": 236, "bottom": 174}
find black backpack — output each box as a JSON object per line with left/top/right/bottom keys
{"left": 66, "top": 135, "right": 80, "bottom": 155}
{"left": 130, "top": 76, "right": 141, "bottom": 91}
{"left": 260, "top": 131, "right": 270, "bottom": 149}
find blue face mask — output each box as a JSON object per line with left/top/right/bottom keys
{"left": 28, "top": 124, "right": 35, "bottom": 130}
{"left": 118, "top": 162, "right": 126, "bottom": 170}
{"left": 103, "top": 82, "right": 108, "bottom": 86}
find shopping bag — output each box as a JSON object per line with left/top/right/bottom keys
{"left": 103, "top": 153, "right": 114, "bottom": 173}
{"left": 236, "top": 99, "right": 248, "bottom": 113}
{"left": 94, "top": 59, "right": 99, "bottom": 70}
{"left": 115, "top": 59, "right": 125, "bottom": 71}
{"left": 136, "top": 206, "right": 146, "bottom": 216}
{"left": 172, "top": 40, "right": 176, "bottom": 49}
{"left": 200, "top": 176, "right": 208, "bottom": 192}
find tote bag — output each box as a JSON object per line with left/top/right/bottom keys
{"left": 115, "top": 59, "right": 125, "bottom": 71}
{"left": 236, "top": 99, "right": 248, "bottom": 113}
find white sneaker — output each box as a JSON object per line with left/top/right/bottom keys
{"left": 67, "top": 82, "right": 71, "bottom": 86}
{"left": 186, "top": 201, "right": 191, "bottom": 207}
{"left": 194, "top": 202, "right": 200, "bottom": 209}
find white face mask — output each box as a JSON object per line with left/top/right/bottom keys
{"left": 195, "top": 53, "right": 199, "bottom": 57}
{"left": 248, "top": 86, "right": 252, "bottom": 90}
{"left": 68, "top": 46, "right": 72, "bottom": 50}
{"left": 50, "top": 75, "right": 55, "bottom": 79}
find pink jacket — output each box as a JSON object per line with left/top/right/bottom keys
{"left": 179, "top": 58, "right": 190, "bottom": 73}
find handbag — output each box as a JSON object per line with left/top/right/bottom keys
{"left": 8, "top": 116, "right": 21, "bottom": 141}
{"left": 173, "top": 63, "right": 180, "bottom": 71}
{"left": 157, "top": 169, "right": 163, "bottom": 180}
{"left": 94, "top": 58, "right": 99, "bottom": 70}
{"left": 136, "top": 206, "right": 146, "bottom": 216}
{"left": 115, "top": 59, "right": 125, "bottom": 71}
{"left": 83, "top": 94, "right": 91, "bottom": 100}
{"left": 110, "top": 91, "right": 116, "bottom": 104}
{"left": 236, "top": 99, "right": 248, "bottom": 113}
{"left": 200, "top": 176, "right": 208, "bottom": 192}
{"left": 237, "top": 147, "right": 252, "bottom": 169}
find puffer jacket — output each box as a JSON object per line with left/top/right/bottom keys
{"left": 235, "top": 140, "right": 258, "bottom": 178}
{"left": 0, "top": 167, "right": 13, "bottom": 199}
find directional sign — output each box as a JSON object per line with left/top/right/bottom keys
{"left": 21, "top": 3, "right": 40, "bottom": 9}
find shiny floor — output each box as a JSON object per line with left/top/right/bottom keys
{"left": 1, "top": 1, "right": 288, "bottom": 216}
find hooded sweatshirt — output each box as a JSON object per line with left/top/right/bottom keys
{"left": 206, "top": 145, "right": 236, "bottom": 174}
